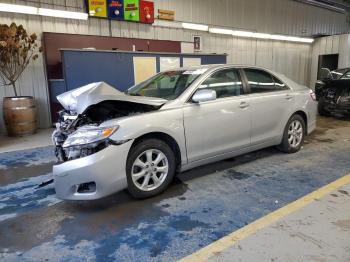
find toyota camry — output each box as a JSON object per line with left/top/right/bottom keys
{"left": 52, "top": 65, "right": 317, "bottom": 200}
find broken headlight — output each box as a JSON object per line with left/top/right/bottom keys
{"left": 63, "top": 125, "right": 118, "bottom": 148}
{"left": 63, "top": 141, "right": 109, "bottom": 160}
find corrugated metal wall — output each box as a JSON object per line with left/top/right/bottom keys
{"left": 156, "top": 0, "right": 349, "bottom": 36}
{"left": 310, "top": 34, "right": 350, "bottom": 89}
{"left": 0, "top": 0, "right": 348, "bottom": 133}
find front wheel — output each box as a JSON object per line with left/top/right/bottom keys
{"left": 126, "top": 139, "right": 176, "bottom": 199}
{"left": 278, "top": 114, "right": 305, "bottom": 153}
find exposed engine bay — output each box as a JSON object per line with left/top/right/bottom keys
{"left": 315, "top": 76, "right": 350, "bottom": 116}
{"left": 52, "top": 82, "right": 165, "bottom": 162}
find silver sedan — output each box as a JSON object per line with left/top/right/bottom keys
{"left": 52, "top": 65, "right": 317, "bottom": 200}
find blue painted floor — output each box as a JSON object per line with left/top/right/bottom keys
{"left": 0, "top": 117, "right": 349, "bottom": 262}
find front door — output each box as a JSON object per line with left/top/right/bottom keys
{"left": 183, "top": 68, "right": 251, "bottom": 163}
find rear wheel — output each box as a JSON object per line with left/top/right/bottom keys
{"left": 278, "top": 114, "right": 305, "bottom": 153}
{"left": 126, "top": 139, "right": 176, "bottom": 199}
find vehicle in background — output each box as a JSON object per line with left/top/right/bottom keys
{"left": 52, "top": 65, "right": 317, "bottom": 201}
{"left": 315, "top": 68, "right": 350, "bottom": 116}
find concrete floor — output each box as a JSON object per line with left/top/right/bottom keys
{"left": 206, "top": 181, "right": 350, "bottom": 262}
{"left": 0, "top": 128, "right": 54, "bottom": 153}
{"left": 0, "top": 116, "right": 349, "bottom": 261}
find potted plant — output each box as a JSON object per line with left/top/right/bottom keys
{"left": 0, "top": 23, "right": 42, "bottom": 136}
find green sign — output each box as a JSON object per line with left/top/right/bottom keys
{"left": 124, "top": 0, "right": 140, "bottom": 21}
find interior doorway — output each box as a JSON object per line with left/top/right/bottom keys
{"left": 317, "top": 54, "right": 339, "bottom": 80}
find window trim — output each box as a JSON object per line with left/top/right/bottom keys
{"left": 242, "top": 67, "right": 291, "bottom": 94}
{"left": 186, "top": 66, "right": 248, "bottom": 103}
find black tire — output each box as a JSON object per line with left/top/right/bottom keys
{"left": 126, "top": 138, "right": 176, "bottom": 199}
{"left": 278, "top": 114, "right": 306, "bottom": 153}
{"left": 318, "top": 100, "right": 331, "bottom": 117}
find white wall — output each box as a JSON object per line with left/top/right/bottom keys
{"left": 310, "top": 34, "right": 350, "bottom": 89}
{"left": 0, "top": 0, "right": 348, "bottom": 133}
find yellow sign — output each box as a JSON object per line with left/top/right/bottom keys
{"left": 133, "top": 57, "right": 156, "bottom": 84}
{"left": 88, "top": 0, "right": 107, "bottom": 18}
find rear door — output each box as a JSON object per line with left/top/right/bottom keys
{"left": 183, "top": 68, "right": 251, "bottom": 163}
{"left": 242, "top": 68, "right": 294, "bottom": 145}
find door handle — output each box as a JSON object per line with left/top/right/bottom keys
{"left": 285, "top": 94, "right": 293, "bottom": 100}
{"left": 239, "top": 101, "right": 249, "bottom": 109}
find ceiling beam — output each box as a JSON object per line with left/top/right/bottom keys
{"left": 294, "top": 0, "right": 350, "bottom": 13}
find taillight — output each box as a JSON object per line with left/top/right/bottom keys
{"left": 309, "top": 90, "right": 316, "bottom": 101}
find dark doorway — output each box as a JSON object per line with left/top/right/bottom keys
{"left": 317, "top": 54, "right": 339, "bottom": 80}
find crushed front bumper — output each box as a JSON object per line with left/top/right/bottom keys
{"left": 324, "top": 102, "right": 350, "bottom": 115}
{"left": 53, "top": 140, "right": 133, "bottom": 200}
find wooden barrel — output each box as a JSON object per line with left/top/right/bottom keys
{"left": 3, "top": 96, "right": 37, "bottom": 136}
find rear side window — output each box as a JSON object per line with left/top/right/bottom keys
{"left": 272, "top": 76, "right": 288, "bottom": 90}
{"left": 199, "top": 68, "right": 243, "bottom": 98}
{"left": 244, "top": 69, "right": 288, "bottom": 93}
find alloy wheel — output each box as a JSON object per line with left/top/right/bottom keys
{"left": 131, "top": 149, "right": 169, "bottom": 191}
{"left": 287, "top": 120, "right": 303, "bottom": 148}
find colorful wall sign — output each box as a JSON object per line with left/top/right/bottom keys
{"left": 88, "top": 0, "right": 107, "bottom": 18}
{"left": 107, "top": 0, "right": 124, "bottom": 20}
{"left": 88, "top": 0, "right": 154, "bottom": 24}
{"left": 140, "top": 0, "right": 154, "bottom": 24}
{"left": 124, "top": 0, "right": 140, "bottom": 22}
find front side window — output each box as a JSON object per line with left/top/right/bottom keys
{"left": 127, "top": 69, "right": 206, "bottom": 100}
{"left": 199, "top": 68, "right": 243, "bottom": 98}
{"left": 244, "top": 69, "right": 287, "bottom": 93}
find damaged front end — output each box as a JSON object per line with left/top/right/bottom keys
{"left": 53, "top": 122, "right": 117, "bottom": 162}
{"left": 52, "top": 82, "right": 165, "bottom": 162}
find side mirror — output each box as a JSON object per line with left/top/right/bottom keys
{"left": 192, "top": 89, "right": 217, "bottom": 103}
{"left": 319, "top": 68, "right": 333, "bottom": 81}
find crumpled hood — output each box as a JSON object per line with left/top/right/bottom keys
{"left": 57, "top": 82, "right": 167, "bottom": 114}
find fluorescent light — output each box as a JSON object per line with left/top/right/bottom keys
{"left": 253, "top": 33, "right": 271, "bottom": 39}
{"left": 182, "top": 22, "right": 208, "bottom": 31}
{"left": 231, "top": 30, "right": 313, "bottom": 43}
{"left": 0, "top": 3, "right": 88, "bottom": 20}
{"left": 209, "top": 27, "right": 233, "bottom": 35}
{"left": 153, "top": 20, "right": 182, "bottom": 29}
{"left": 0, "top": 3, "right": 37, "bottom": 15}
{"left": 271, "top": 35, "right": 314, "bottom": 43}
{"left": 155, "top": 19, "right": 314, "bottom": 44}
{"left": 39, "top": 8, "right": 88, "bottom": 20}
{"left": 232, "top": 30, "right": 255, "bottom": 38}
{"left": 270, "top": 35, "right": 289, "bottom": 41}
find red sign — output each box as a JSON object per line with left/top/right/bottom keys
{"left": 139, "top": 0, "right": 154, "bottom": 24}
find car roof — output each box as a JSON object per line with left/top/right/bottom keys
{"left": 169, "top": 64, "right": 288, "bottom": 81}
{"left": 168, "top": 64, "right": 276, "bottom": 72}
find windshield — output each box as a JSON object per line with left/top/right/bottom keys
{"left": 331, "top": 68, "right": 348, "bottom": 79}
{"left": 126, "top": 69, "right": 207, "bottom": 100}
{"left": 340, "top": 70, "right": 350, "bottom": 80}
